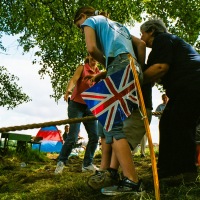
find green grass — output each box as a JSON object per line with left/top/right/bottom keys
{"left": 0, "top": 147, "right": 199, "bottom": 200}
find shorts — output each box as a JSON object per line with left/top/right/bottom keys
{"left": 107, "top": 53, "right": 143, "bottom": 82}
{"left": 98, "top": 109, "right": 152, "bottom": 149}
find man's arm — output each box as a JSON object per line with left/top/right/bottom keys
{"left": 143, "top": 63, "right": 169, "bottom": 84}
{"left": 131, "top": 35, "right": 146, "bottom": 69}
{"left": 93, "top": 71, "right": 107, "bottom": 82}
{"left": 64, "top": 65, "right": 83, "bottom": 101}
{"left": 84, "top": 71, "right": 107, "bottom": 84}
{"left": 84, "top": 26, "right": 106, "bottom": 66}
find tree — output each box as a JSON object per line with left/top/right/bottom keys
{"left": 0, "top": 66, "right": 31, "bottom": 109}
{"left": 0, "top": 0, "right": 199, "bottom": 101}
{"left": 143, "top": 0, "right": 200, "bottom": 51}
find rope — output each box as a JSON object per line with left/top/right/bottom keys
{"left": 0, "top": 116, "right": 97, "bottom": 133}
{"left": 152, "top": 111, "right": 162, "bottom": 116}
{"left": 0, "top": 111, "right": 162, "bottom": 133}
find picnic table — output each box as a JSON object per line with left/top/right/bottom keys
{"left": 0, "top": 132, "right": 42, "bottom": 153}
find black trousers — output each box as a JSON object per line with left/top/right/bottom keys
{"left": 158, "top": 90, "right": 200, "bottom": 175}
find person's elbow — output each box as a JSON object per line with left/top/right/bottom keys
{"left": 138, "top": 40, "right": 146, "bottom": 49}
{"left": 157, "top": 63, "right": 169, "bottom": 76}
{"left": 143, "top": 63, "right": 169, "bottom": 84}
{"left": 86, "top": 45, "right": 97, "bottom": 56}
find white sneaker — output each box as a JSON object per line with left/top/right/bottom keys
{"left": 82, "top": 164, "right": 99, "bottom": 173}
{"left": 54, "top": 161, "right": 64, "bottom": 174}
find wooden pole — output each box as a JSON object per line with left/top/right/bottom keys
{"left": 129, "top": 55, "right": 160, "bottom": 200}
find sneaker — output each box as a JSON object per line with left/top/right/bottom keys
{"left": 82, "top": 164, "right": 99, "bottom": 173}
{"left": 54, "top": 161, "right": 64, "bottom": 174}
{"left": 87, "top": 168, "right": 120, "bottom": 190}
{"left": 101, "top": 177, "right": 144, "bottom": 196}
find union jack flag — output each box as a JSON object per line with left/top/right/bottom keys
{"left": 81, "top": 64, "right": 139, "bottom": 131}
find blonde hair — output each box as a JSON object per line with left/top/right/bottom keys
{"left": 74, "top": 6, "right": 108, "bottom": 23}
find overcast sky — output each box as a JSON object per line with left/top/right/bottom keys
{"left": 0, "top": 25, "right": 163, "bottom": 144}
{"left": 0, "top": 35, "right": 67, "bottom": 136}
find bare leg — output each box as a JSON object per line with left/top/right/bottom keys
{"left": 110, "top": 150, "right": 120, "bottom": 169}
{"left": 140, "top": 134, "right": 147, "bottom": 155}
{"left": 100, "top": 137, "right": 112, "bottom": 170}
{"left": 111, "top": 138, "right": 138, "bottom": 183}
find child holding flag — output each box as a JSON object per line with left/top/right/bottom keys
{"left": 74, "top": 6, "right": 149, "bottom": 195}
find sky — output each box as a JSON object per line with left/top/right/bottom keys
{"left": 0, "top": 25, "right": 163, "bottom": 144}
{"left": 0, "top": 35, "right": 67, "bottom": 137}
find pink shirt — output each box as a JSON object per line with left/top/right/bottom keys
{"left": 71, "top": 63, "right": 100, "bottom": 104}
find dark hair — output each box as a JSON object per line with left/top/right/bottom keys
{"left": 140, "top": 19, "right": 167, "bottom": 37}
{"left": 74, "top": 6, "right": 108, "bottom": 23}
{"left": 162, "top": 94, "right": 166, "bottom": 98}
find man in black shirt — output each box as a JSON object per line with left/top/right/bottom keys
{"left": 140, "top": 19, "right": 200, "bottom": 179}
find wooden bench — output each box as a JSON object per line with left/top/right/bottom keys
{"left": 0, "top": 133, "right": 32, "bottom": 152}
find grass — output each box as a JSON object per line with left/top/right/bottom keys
{"left": 0, "top": 146, "right": 200, "bottom": 200}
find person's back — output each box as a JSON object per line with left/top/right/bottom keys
{"left": 148, "top": 33, "right": 200, "bottom": 98}
{"left": 83, "top": 16, "right": 137, "bottom": 63}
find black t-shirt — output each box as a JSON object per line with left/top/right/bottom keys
{"left": 141, "top": 83, "right": 152, "bottom": 110}
{"left": 142, "top": 64, "right": 152, "bottom": 110}
{"left": 147, "top": 33, "right": 200, "bottom": 98}
{"left": 62, "top": 132, "right": 68, "bottom": 141}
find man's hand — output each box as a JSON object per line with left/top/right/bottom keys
{"left": 64, "top": 91, "right": 72, "bottom": 102}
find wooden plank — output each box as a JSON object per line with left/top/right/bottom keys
{"left": 1, "top": 133, "right": 32, "bottom": 153}
{"left": 8, "top": 133, "right": 32, "bottom": 141}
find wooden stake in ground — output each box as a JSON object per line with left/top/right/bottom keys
{"left": 129, "top": 55, "right": 160, "bottom": 200}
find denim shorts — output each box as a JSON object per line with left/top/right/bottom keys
{"left": 98, "top": 109, "right": 152, "bottom": 148}
{"left": 107, "top": 53, "right": 143, "bottom": 81}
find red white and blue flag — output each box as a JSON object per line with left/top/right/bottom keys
{"left": 81, "top": 64, "right": 139, "bottom": 131}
